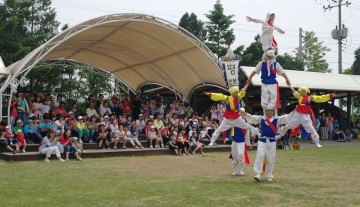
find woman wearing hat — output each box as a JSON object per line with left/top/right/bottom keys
{"left": 204, "top": 86, "right": 253, "bottom": 146}
{"left": 277, "top": 85, "right": 336, "bottom": 148}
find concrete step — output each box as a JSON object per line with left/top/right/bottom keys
{"left": 0, "top": 144, "right": 257, "bottom": 162}
{"left": 0, "top": 139, "right": 228, "bottom": 152}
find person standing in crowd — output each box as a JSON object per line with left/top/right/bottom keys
{"left": 158, "top": 101, "right": 164, "bottom": 118}
{"left": 319, "top": 113, "right": 327, "bottom": 139}
{"left": 32, "top": 96, "right": 43, "bottom": 120}
{"left": 7, "top": 94, "right": 19, "bottom": 127}
{"left": 86, "top": 101, "right": 99, "bottom": 118}
{"left": 169, "top": 100, "right": 177, "bottom": 115}
{"left": 185, "top": 105, "right": 193, "bottom": 117}
{"left": 132, "top": 95, "right": 142, "bottom": 120}
{"left": 142, "top": 101, "right": 151, "bottom": 119}
{"left": 86, "top": 94, "right": 95, "bottom": 108}
{"left": 100, "top": 101, "right": 112, "bottom": 117}
{"left": 326, "top": 112, "right": 334, "bottom": 140}
{"left": 109, "top": 94, "right": 118, "bottom": 113}
{"left": 41, "top": 99, "right": 50, "bottom": 121}
{"left": 69, "top": 103, "right": 80, "bottom": 120}
{"left": 96, "top": 94, "right": 105, "bottom": 116}
{"left": 54, "top": 101, "right": 68, "bottom": 117}
{"left": 122, "top": 94, "right": 131, "bottom": 115}
{"left": 17, "top": 92, "right": 29, "bottom": 125}
{"left": 53, "top": 95, "right": 62, "bottom": 109}
{"left": 115, "top": 102, "right": 123, "bottom": 118}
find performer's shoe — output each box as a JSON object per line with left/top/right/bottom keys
{"left": 208, "top": 142, "right": 218, "bottom": 146}
{"left": 232, "top": 172, "right": 237, "bottom": 176}
{"left": 238, "top": 170, "right": 245, "bottom": 176}
{"left": 315, "top": 142, "right": 322, "bottom": 148}
{"left": 267, "top": 178, "right": 273, "bottom": 181}
{"left": 254, "top": 174, "right": 261, "bottom": 181}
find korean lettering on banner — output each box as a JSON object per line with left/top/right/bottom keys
{"left": 225, "top": 61, "right": 238, "bottom": 87}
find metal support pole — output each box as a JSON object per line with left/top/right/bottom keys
{"left": 299, "top": 28, "right": 303, "bottom": 61}
{"left": 347, "top": 92, "right": 351, "bottom": 129}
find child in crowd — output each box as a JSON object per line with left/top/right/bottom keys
{"left": 161, "top": 124, "right": 170, "bottom": 146}
{"left": 189, "top": 131, "right": 204, "bottom": 155}
{"left": 199, "top": 126, "right": 211, "bottom": 143}
{"left": 113, "top": 125, "right": 127, "bottom": 149}
{"left": 145, "top": 121, "right": 153, "bottom": 138}
{"left": 97, "top": 123, "right": 110, "bottom": 149}
{"left": 16, "top": 129, "right": 27, "bottom": 152}
{"left": 156, "top": 127, "right": 164, "bottom": 148}
{"left": 4, "top": 126, "right": 14, "bottom": 145}
{"left": 148, "top": 126, "right": 157, "bottom": 148}
{"left": 72, "top": 136, "right": 86, "bottom": 153}
{"left": 168, "top": 134, "right": 179, "bottom": 156}
{"left": 344, "top": 128, "right": 353, "bottom": 142}
{"left": 176, "top": 132, "right": 187, "bottom": 156}
{"left": 124, "top": 125, "right": 143, "bottom": 149}
{"left": 110, "top": 119, "right": 119, "bottom": 139}
{"left": 333, "top": 127, "right": 345, "bottom": 142}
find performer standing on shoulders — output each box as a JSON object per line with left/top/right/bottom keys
{"left": 204, "top": 85, "right": 253, "bottom": 146}
{"left": 277, "top": 84, "right": 336, "bottom": 148}
{"left": 246, "top": 11, "right": 285, "bottom": 52}
{"left": 246, "top": 49, "right": 291, "bottom": 112}
{"left": 240, "top": 107, "right": 294, "bottom": 181}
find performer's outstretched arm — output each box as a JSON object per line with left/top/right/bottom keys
{"left": 242, "top": 113, "right": 262, "bottom": 125}
{"left": 311, "top": 93, "right": 336, "bottom": 103}
{"left": 277, "top": 111, "right": 295, "bottom": 125}
{"left": 203, "top": 92, "right": 228, "bottom": 102}
{"left": 246, "top": 16, "right": 268, "bottom": 26}
{"left": 274, "top": 25, "right": 285, "bottom": 34}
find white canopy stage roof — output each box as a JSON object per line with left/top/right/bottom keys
{"left": 0, "top": 13, "right": 227, "bottom": 100}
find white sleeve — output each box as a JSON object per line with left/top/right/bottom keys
{"left": 274, "top": 25, "right": 284, "bottom": 34}
{"left": 276, "top": 62, "right": 284, "bottom": 76}
{"left": 254, "top": 61, "right": 262, "bottom": 75}
{"left": 277, "top": 112, "right": 295, "bottom": 125}
{"left": 244, "top": 113, "right": 262, "bottom": 125}
{"left": 43, "top": 137, "right": 52, "bottom": 147}
{"left": 245, "top": 129, "right": 251, "bottom": 146}
{"left": 246, "top": 17, "right": 267, "bottom": 26}
{"left": 136, "top": 120, "right": 140, "bottom": 126}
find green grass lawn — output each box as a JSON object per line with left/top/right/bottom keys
{"left": 1, "top": 146, "right": 359, "bottom": 207}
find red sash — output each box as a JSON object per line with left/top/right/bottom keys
{"left": 264, "top": 62, "right": 280, "bottom": 109}
{"left": 267, "top": 20, "right": 278, "bottom": 48}
{"left": 265, "top": 119, "right": 277, "bottom": 134}
{"left": 240, "top": 128, "right": 250, "bottom": 164}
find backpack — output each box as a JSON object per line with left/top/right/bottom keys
{"left": 82, "top": 135, "right": 89, "bottom": 143}
{"left": 38, "top": 139, "right": 43, "bottom": 149}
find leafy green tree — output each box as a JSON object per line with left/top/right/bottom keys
{"left": 240, "top": 35, "right": 262, "bottom": 67}
{"left": 276, "top": 53, "right": 305, "bottom": 71}
{"left": 294, "top": 31, "right": 331, "bottom": 73}
{"left": 179, "top": 12, "right": 207, "bottom": 42}
{"left": 350, "top": 47, "right": 360, "bottom": 75}
{"left": 205, "top": 0, "right": 235, "bottom": 58}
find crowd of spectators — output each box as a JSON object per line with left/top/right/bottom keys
{"left": 2, "top": 91, "right": 359, "bottom": 161}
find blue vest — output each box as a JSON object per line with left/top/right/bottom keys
{"left": 259, "top": 119, "right": 278, "bottom": 143}
{"left": 261, "top": 62, "right": 277, "bottom": 84}
{"left": 227, "top": 127, "right": 245, "bottom": 143}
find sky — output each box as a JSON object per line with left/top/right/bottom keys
{"left": 47, "top": 0, "right": 360, "bottom": 73}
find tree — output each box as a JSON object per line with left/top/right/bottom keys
{"left": 276, "top": 53, "right": 305, "bottom": 71}
{"left": 240, "top": 35, "right": 262, "bottom": 67}
{"left": 205, "top": 0, "right": 235, "bottom": 58}
{"left": 350, "top": 47, "right": 360, "bottom": 75}
{"left": 294, "top": 31, "right": 331, "bottom": 73}
{"left": 179, "top": 12, "right": 207, "bottom": 42}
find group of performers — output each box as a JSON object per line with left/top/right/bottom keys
{"left": 204, "top": 11, "right": 336, "bottom": 181}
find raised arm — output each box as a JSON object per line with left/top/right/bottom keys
{"left": 276, "top": 63, "right": 291, "bottom": 86}
{"left": 310, "top": 93, "right": 336, "bottom": 103}
{"left": 243, "top": 113, "right": 262, "bottom": 125}
{"left": 246, "top": 16, "right": 268, "bottom": 26}
{"left": 238, "top": 90, "right": 246, "bottom": 99}
{"left": 274, "top": 25, "right": 285, "bottom": 34}
{"left": 203, "top": 92, "right": 228, "bottom": 102}
{"left": 277, "top": 111, "right": 295, "bottom": 125}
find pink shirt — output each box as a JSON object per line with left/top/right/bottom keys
{"left": 326, "top": 116, "right": 334, "bottom": 127}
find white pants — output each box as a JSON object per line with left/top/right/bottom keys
{"left": 40, "top": 146, "right": 61, "bottom": 158}
{"left": 128, "top": 138, "right": 141, "bottom": 146}
{"left": 261, "top": 83, "right": 277, "bottom": 110}
{"left": 211, "top": 118, "right": 250, "bottom": 143}
{"left": 327, "top": 127, "right": 333, "bottom": 140}
{"left": 320, "top": 127, "right": 327, "bottom": 139}
{"left": 279, "top": 111, "right": 320, "bottom": 142}
{"left": 253, "top": 140, "right": 276, "bottom": 179}
{"left": 231, "top": 142, "right": 245, "bottom": 173}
